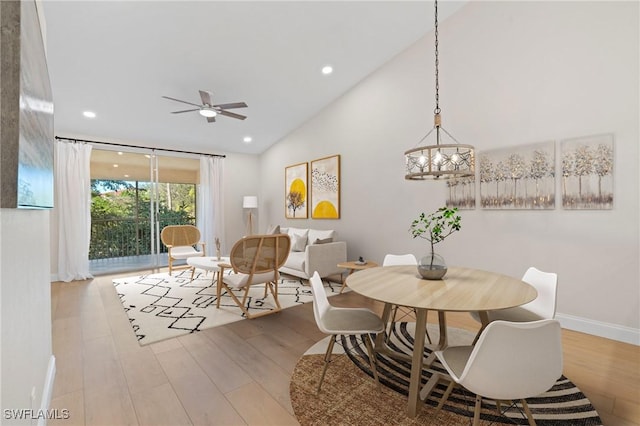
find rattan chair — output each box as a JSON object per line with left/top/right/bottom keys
{"left": 217, "top": 233, "right": 291, "bottom": 319}
{"left": 160, "top": 225, "right": 206, "bottom": 275}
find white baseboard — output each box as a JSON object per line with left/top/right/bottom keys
{"left": 556, "top": 313, "right": 640, "bottom": 346}
{"left": 38, "top": 355, "right": 56, "bottom": 426}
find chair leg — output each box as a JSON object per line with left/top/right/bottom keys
{"left": 363, "top": 333, "right": 380, "bottom": 388}
{"left": 317, "top": 335, "right": 336, "bottom": 394}
{"left": 473, "top": 394, "right": 482, "bottom": 426}
{"left": 437, "top": 380, "right": 456, "bottom": 411}
{"left": 385, "top": 305, "right": 400, "bottom": 343}
{"left": 521, "top": 399, "right": 537, "bottom": 426}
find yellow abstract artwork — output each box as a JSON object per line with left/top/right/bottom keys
{"left": 285, "top": 162, "right": 308, "bottom": 218}
{"left": 311, "top": 155, "right": 340, "bottom": 219}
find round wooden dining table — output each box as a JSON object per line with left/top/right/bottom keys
{"left": 346, "top": 265, "right": 537, "bottom": 418}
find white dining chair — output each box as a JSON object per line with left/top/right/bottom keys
{"left": 382, "top": 254, "right": 434, "bottom": 344}
{"left": 434, "top": 319, "right": 563, "bottom": 426}
{"left": 471, "top": 266, "right": 558, "bottom": 324}
{"left": 309, "top": 271, "right": 384, "bottom": 394}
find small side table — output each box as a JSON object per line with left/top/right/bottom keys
{"left": 187, "top": 256, "right": 230, "bottom": 302}
{"left": 337, "top": 260, "right": 379, "bottom": 293}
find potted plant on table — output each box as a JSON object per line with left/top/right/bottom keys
{"left": 409, "top": 206, "right": 462, "bottom": 280}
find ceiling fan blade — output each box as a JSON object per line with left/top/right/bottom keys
{"left": 213, "top": 102, "right": 247, "bottom": 110}
{"left": 171, "top": 108, "right": 200, "bottom": 114}
{"left": 206, "top": 116, "right": 216, "bottom": 123}
{"left": 199, "top": 90, "right": 213, "bottom": 106}
{"left": 219, "top": 110, "right": 247, "bottom": 120}
{"left": 162, "top": 96, "right": 202, "bottom": 108}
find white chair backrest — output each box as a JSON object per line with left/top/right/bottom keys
{"left": 309, "top": 272, "right": 332, "bottom": 334}
{"left": 460, "top": 319, "right": 563, "bottom": 401}
{"left": 521, "top": 267, "right": 558, "bottom": 319}
{"left": 383, "top": 254, "right": 417, "bottom": 266}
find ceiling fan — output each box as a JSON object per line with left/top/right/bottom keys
{"left": 162, "top": 90, "right": 247, "bottom": 123}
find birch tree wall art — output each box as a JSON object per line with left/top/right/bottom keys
{"left": 561, "top": 134, "right": 614, "bottom": 209}
{"left": 446, "top": 176, "right": 476, "bottom": 209}
{"left": 479, "top": 141, "right": 555, "bottom": 209}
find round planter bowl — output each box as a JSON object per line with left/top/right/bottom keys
{"left": 417, "top": 265, "right": 447, "bottom": 280}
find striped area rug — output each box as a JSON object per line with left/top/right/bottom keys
{"left": 291, "top": 323, "right": 602, "bottom": 425}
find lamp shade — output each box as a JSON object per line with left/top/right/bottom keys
{"left": 243, "top": 196, "right": 258, "bottom": 209}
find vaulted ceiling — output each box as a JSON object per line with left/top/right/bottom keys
{"left": 42, "top": 1, "right": 465, "bottom": 156}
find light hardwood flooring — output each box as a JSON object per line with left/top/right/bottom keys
{"left": 49, "top": 269, "right": 640, "bottom": 425}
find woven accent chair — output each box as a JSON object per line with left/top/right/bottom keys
{"left": 309, "top": 271, "right": 384, "bottom": 394}
{"left": 432, "top": 319, "right": 563, "bottom": 426}
{"left": 217, "top": 233, "right": 291, "bottom": 319}
{"left": 160, "top": 225, "right": 206, "bottom": 275}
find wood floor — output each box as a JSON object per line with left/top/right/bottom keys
{"left": 49, "top": 269, "right": 640, "bottom": 426}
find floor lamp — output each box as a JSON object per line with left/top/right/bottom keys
{"left": 243, "top": 196, "right": 258, "bottom": 235}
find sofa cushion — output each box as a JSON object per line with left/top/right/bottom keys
{"left": 313, "top": 237, "right": 333, "bottom": 244}
{"left": 290, "top": 233, "right": 307, "bottom": 252}
{"left": 266, "top": 224, "right": 281, "bottom": 234}
{"left": 308, "top": 229, "right": 336, "bottom": 246}
{"left": 284, "top": 251, "right": 305, "bottom": 271}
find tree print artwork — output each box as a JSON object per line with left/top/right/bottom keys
{"left": 479, "top": 141, "right": 555, "bottom": 209}
{"left": 561, "top": 134, "right": 614, "bottom": 209}
{"left": 285, "top": 162, "right": 308, "bottom": 218}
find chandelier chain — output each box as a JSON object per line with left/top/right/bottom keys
{"left": 434, "top": 0, "right": 440, "bottom": 115}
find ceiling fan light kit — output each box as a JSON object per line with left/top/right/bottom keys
{"left": 404, "top": 0, "right": 475, "bottom": 181}
{"left": 199, "top": 108, "right": 217, "bottom": 118}
{"left": 162, "top": 90, "right": 247, "bottom": 123}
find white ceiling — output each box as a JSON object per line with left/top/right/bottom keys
{"left": 41, "top": 1, "right": 465, "bottom": 155}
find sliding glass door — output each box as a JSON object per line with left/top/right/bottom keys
{"left": 89, "top": 148, "right": 199, "bottom": 275}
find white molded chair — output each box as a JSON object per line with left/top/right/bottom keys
{"left": 309, "top": 271, "right": 384, "bottom": 394}
{"left": 471, "top": 267, "right": 558, "bottom": 324}
{"left": 382, "top": 254, "right": 434, "bottom": 344}
{"left": 434, "top": 319, "right": 563, "bottom": 426}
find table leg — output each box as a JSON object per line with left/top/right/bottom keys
{"left": 408, "top": 307, "right": 427, "bottom": 418}
{"left": 339, "top": 269, "right": 354, "bottom": 293}
{"left": 425, "top": 310, "right": 449, "bottom": 367}
{"left": 216, "top": 269, "right": 222, "bottom": 308}
{"left": 374, "top": 303, "right": 393, "bottom": 351}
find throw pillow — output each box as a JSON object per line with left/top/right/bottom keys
{"left": 291, "top": 233, "right": 307, "bottom": 252}
{"left": 266, "top": 224, "right": 281, "bottom": 235}
{"left": 313, "top": 237, "right": 333, "bottom": 244}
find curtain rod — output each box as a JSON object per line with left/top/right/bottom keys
{"left": 54, "top": 136, "right": 226, "bottom": 158}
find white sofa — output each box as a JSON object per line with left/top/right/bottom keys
{"left": 278, "top": 226, "right": 347, "bottom": 280}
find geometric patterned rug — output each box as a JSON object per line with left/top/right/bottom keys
{"left": 290, "top": 323, "right": 603, "bottom": 425}
{"left": 112, "top": 269, "right": 340, "bottom": 345}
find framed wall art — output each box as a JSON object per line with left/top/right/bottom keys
{"left": 560, "top": 133, "right": 614, "bottom": 209}
{"left": 285, "top": 162, "right": 308, "bottom": 219}
{"left": 446, "top": 176, "right": 476, "bottom": 209}
{"left": 311, "top": 154, "right": 340, "bottom": 219}
{"left": 479, "top": 141, "right": 556, "bottom": 209}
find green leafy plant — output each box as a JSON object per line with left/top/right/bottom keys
{"left": 409, "top": 207, "right": 462, "bottom": 265}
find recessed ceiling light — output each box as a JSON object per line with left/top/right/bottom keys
{"left": 113, "top": 164, "right": 119, "bottom": 168}
{"left": 243, "top": 136, "right": 252, "bottom": 143}
{"left": 117, "top": 151, "right": 123, "bottom": 155}
{"left": 322, "top": 65, "right": 333, "bottom": 75}
{"left": 83, "top": 111, "right": 96, "bottom": 118}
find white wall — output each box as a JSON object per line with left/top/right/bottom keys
{"left": 1, "top": 209, "right": 53, "bottom": 423}
{"left": 259, "top": 1, "right": 639, "bottom": 342}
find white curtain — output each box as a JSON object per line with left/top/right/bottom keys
{"left": 55, "top": 141, "right": 93, "bottom": 282}
{"left": 197, "top": 156, "right": 225, "bottom": 255}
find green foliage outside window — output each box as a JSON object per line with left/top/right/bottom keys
{"left": 90, "top": 180, "right": 196, "bottom": 259}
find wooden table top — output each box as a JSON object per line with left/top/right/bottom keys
{"left": 346, "top": 265, "right": 537, "bottom": 312}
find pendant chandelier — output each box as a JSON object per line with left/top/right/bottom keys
{"left": 404, "top": 0, "right": 475, "bottom": 180}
